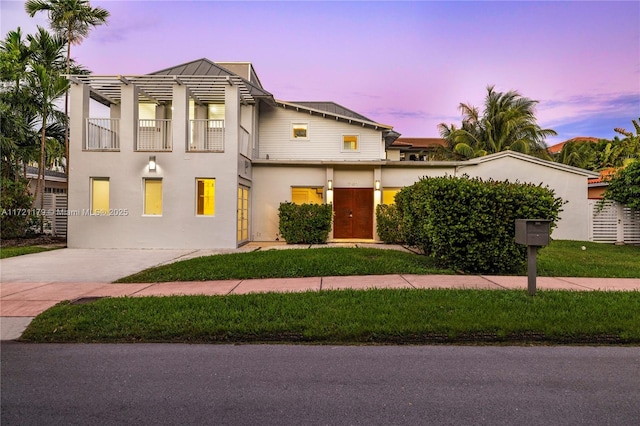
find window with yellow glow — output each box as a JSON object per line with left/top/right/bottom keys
{"left": 291, "top": 187, "right": 324, "bottom": 205}
{"left": 292, "top": 123, "right": 308, "bottom": 139}
{"left": 237, "top": 186, "right": 249, "bottom": 242}
{"left": 91, "top": 178, "right": 109, "bottom": 214}
{"left": 382, "top": 188, "right": 401, "bottom": 205}
{"left": 343, "top": 135, "right": 358, "bottom": 151}
{"left": 144, "top": 179, "right": 162, "bottom": 215}
{"left": 138, "top": 103, "right": 156, "bottom": 120}
{"left": 196, "top": 178, "right": 215, "bottom": 216}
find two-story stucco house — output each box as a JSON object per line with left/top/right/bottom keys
{"left": 67, "top": 58, "right": 598, "bottom": 249}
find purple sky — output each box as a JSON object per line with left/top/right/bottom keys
{"left": 3, "top": 0, "right": 639, "bottom": 145}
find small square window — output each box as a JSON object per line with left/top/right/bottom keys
{"left": 343, "top": 135, "right": 358, "bottom": 151}
{"left": 292, "top": 123, "right": 308, "bottom": 139}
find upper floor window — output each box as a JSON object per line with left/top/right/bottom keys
{"left": 292, "top": 123, "right": 308, "bottom": 140}
{"left": 342, "top": 135, "right": 359, "bottom": 152}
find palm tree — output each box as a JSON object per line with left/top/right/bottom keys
{"left": 0, "top": 28, "right": 38, "bottom": 179}
{"left": 438, "top": 85, "right": 557, "bottom": 160}
{"left": 25, "top": 0, "right": 110, "bottom": 171}
{"left": 26, "top": 28, "right": 68, "bottom": 226}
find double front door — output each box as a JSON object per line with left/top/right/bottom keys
{"left": 333, "top": 188, "right": 373, "bottom": 239}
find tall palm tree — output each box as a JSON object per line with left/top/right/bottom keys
{"left": 438, "top": 85, "right": 557, "bottom": 160}
{"left": 25, "top": 0, "right": 109, "bottom": 171}
{"left": 26, "top": 28, "right": 68, "bottom": 224}
{"left": 0, "top": 28, "right": 37, "bottom": 179}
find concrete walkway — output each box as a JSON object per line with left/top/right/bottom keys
{"left": 2, "top": 243, "right": 639, "bottom": 340}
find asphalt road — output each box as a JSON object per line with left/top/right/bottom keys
{"left": 2, "top": 344, "right": 639, "bottom": 425}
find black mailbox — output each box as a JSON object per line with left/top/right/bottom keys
{"left": 515, "top": 219, "right": 551, "bottom": 246}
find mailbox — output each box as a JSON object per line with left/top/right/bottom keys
{"left": 515, "top": 219, "right": 551, "bottom": 246}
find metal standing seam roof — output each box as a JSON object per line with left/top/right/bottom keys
{"left": 68, "top": 59, "right": 274, "bottom": 106}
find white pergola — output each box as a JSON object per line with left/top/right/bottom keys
{"left": 68, "top": 74, "right": 274, "bottom": 106}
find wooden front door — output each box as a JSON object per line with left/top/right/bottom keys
{"left": 333, "top": 188, "right": 373, "bottom": 239}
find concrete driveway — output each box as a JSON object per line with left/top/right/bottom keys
{"left": 0, "top": 247, "right": 243, "bottom": 283}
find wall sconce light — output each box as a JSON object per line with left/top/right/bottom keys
{"left": 375, "top": 180, "right": 381, "bottom": 190}
{"left": 149, "top": 155, "right": 156, "bottom": 171}
{"left": 327, "top": 179, "right": 333, "bottom": 190}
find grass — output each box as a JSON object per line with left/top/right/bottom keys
{"left": 20, "top": 289, "right": 640, "bottom": 344}
{"left": 116, "top": 241, "right": 640, "bottom": 283}
{"left": 116, "top": 247, "right": 451, "bottom": 283}
{"left": 538, "top": 240, "right": 640, "bottom": 278}
{"left": 0, "top": 246, "right": 59, "bottom": 259}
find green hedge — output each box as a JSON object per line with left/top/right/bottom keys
{"left": 375, "top": 204, "right": 405, "bottom": 244}
{"left": 278, "top": 202, "right": 333, "bottom": 244}
{"left": 394, "top": 176, "right": 563, "bottom": 274}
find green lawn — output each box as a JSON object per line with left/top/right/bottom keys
{"left": 116, "top": 241, "right": 640, "bottom": 283}
{"left": 0, "top": 246, "right": 59, "bottom": 259}
{"left": 21, "top": 289, "right": 640, "bottom": 344}
{"left": 116, "top": 247, "right": 451, "bottom": 283}
{"left": 538, "top": 240, "right": 640, "bottom": 278}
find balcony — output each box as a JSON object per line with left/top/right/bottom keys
{"left": 137, "top": 119, "right": 172, "bottom": 151}
{"left": 188, "top": 119, "right": 224, "bottom": 152}
{"left": 86, "top": 119, "right": 119, "bottom": 151}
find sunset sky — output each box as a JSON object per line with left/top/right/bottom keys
{"left": 3, "top": 0, "right": 639, "bottom": 145}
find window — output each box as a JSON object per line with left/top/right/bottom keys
{"left": 138, "top": 103, "right": 156, "bottom": 120}
{"left": 292, "top": 123, "right": 308, "bottom": 139}
{"left": 196, "top": 178, "right": 215, "bottom": 216}
{"left": 382, "top": 188, "right": 401, "bottom": 205}
{"left": 291, "top": 187, "right": 324, "bottom": 205}
{"left": 91, "top": 178, "right": 109, "bottom": 214}
{"left": 144, "top": 179, "right": 162, "bottom": 215}
{"left": 343, "top": 135, "right": 359, "bottom": 151}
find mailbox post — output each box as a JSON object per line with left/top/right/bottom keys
{"left": 515, "top": 219, "right": 551, "bottom": 296}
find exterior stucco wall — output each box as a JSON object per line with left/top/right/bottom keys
{"left": 381, "top": 166, "right": 456, "bottom": 187}
{"left": 460, "top": 156, "right": 590, "bottom": 241}
{"left": 252, "top": 165, "right": 329, "bottom": 241}
{"left": 67, "top": 82, "right": 243, "bottom": 249}
{"left": 258, "top": 106, "right": 384, "bottom": 161}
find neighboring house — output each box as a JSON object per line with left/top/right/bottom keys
{"left": 386, "top": 137, "right": 447, "bottom": 161}
{"left": 25, "top": 166, "right": 68, "bottom": 237}
{"left": 548, "top": 136, "right": 599, "bottom": 154}
{"left": 67, "top": 58, "right": 598, "bottom": 249}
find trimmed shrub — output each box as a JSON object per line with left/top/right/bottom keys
{"left": 375, "top": 204, "right": 404, "bottom": 244}
{"left": 278, "top": 202, "right": 333, "bottom": 244}
{"left": 396, "top": 176, "right": 563, "bottom": 274}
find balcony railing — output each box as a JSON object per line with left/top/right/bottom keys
{"left": 86, "top": 119, "right": 119, "bottom": 150}
{"left": 188, "top": 119, "right": 224, "bottom": 152}
{"left": 137, "top": 119, "right": 172, "bottom": 151}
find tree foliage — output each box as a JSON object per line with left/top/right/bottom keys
{"left": 553, "top": 118, "right": 640, "bottom": 171}
{"left": 603, "top": 160, "right": 640, "bottom": 210}
{"left": 25, "top": 0, "right": 110, "bottom": 169}
{"left": 438, "top": 86, "right": 556, "bottom": 160}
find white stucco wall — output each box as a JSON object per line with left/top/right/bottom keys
{"left": 67, "top": 82, "right": 244, "bottom": 249}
